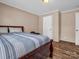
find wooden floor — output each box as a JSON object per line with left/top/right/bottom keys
{"left": 53, "top": 41, "right": 79, "bottom": 59}
{"left": 33, "top": 41, "right": 79, "bottom": 59}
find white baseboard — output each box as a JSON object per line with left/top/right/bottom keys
{"left": 60, "top": 39, "right": 75, "bottom": 43}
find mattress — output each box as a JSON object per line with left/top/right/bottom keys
{"left": 0, "top": 32, "right": 50, "bottom": 59}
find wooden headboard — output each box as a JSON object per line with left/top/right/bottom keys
{"left": 0, "top": 25, "right": 24, "bottom": 32}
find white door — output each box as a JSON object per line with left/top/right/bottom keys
{"left": 75, "top": 12, "right": 79, "bottom": 45}
{"left": 43, "top": 15, "right": 53, "bottom": 39}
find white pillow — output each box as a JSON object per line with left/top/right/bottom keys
{"left": 0, "top": 27, "right": 8, "bottom": 33}
{"left": 9, "top": 27, "right": 22, "bottom": 32}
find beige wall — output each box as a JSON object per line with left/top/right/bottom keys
{"left": 61, "top": 12, "right": 75, "bottom": 43}
{"left": 39, "top": 16, "right": 43, "bottom": 34}
{"left": 39, "top": 11, "right": 60, "bottom": 42}
{"left": 53, "top": 12, "right": 60, "bottom": 42}
{"left": 0, "top": 2, "right": 78, "bottom": 43}
{"left": 0, "top": 3, "right": 39, "bottom": 32}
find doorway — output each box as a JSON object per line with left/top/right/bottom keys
{"left": 43, "top": 15, "right": 53, "bottom": 39}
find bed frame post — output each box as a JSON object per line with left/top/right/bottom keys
{"left": 22, "top": 27, "right": 24, "bottom": 32}
{"left": 8, "top": 27, "right": 10, "bottom": 33}
{"left": 49, "top": 40, "right": 53, "bottom": 58}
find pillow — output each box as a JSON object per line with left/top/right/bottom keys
{"left": 9, "top": 27, "right": 22, "bottom": 32}
{"left": 0, "top": 27, "right": 8, "bottom": 33}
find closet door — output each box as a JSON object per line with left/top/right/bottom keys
{"left": 43, "top": 15, "right": 53, "bottom": 39}
{"left": 75, "top": 12, "right": 79, "bottom": 45}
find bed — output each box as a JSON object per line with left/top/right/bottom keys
{"left": 0, "top": 25, "right": 53, "bottom": 59}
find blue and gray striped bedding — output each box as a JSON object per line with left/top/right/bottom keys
{"left": 0, "top": 32, "right": 50, "bottom": 59}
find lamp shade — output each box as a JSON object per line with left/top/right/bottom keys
{"left": 42, "top": 0, "right": 48, "bottom": 3}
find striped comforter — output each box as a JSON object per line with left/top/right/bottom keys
{"left": 0, "top": 32, "right": 50, "bottom": 59}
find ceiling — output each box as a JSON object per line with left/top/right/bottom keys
{"left": 0, "top": 0, "right": 79, "bottom": 15}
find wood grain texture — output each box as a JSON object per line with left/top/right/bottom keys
{"left": 53, "top": 41, "right": 79, "bottom": 59}
{"left": 22, "top": 41, "right": 79, "bottom": 59}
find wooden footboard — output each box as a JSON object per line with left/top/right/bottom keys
{"left": 19, "top": 40, "right": 53, "bottom": 59}
{"left": 49, "top": 40, "right": 53, "bottom": 58}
